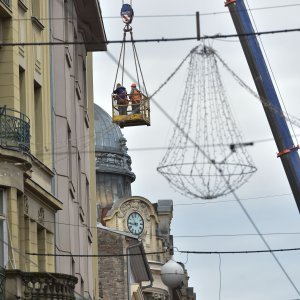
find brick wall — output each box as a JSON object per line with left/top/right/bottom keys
{"left": 98, "top": 229, "right": 128, "bottom": 300}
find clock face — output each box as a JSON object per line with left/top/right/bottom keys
{"left": 127, "top": 212, "right": 144, "bottom": 235}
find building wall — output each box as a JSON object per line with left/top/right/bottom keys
{"left": 98, "top": 229, "right": 128, "bottom": 300}
{"left": 49, "top": 0, "right": 101, "bottom": 298}
{"left": 0, "top": 0, "right": 58, "bottom": 276}
{"left": 87, "top": 52, "right": 99, "bottom": 300}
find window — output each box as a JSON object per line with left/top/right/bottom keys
{"left": 37, "top": 225, "right": 46, "bottom": 271}
{"left": 19, "top": 68, "right": 26, "bottom": 115}
{"left": 31, "top": 0, "right": 40, "bottom": 19}
{"left": 64, "top": 0, "right": 69, "bottom": 42}
{"left": 34, "top": 82, "right": 43, "bottom": 158}
{"left": 1, "top": 0, "right": 10, "bottom": 7}
{"left": 0, "top": 19, "right": 3, "bottom": 45}
{"left": 0, "top": 189, "right": 7, "bottom": 268}
{"left": 68, "top": 126, "right": 72, "bottom": 179}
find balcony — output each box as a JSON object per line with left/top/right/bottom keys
{"left": 5, "top": 270, "right": 78, "bottom": 300}
{"left": 0, "top": 107, "right": 30, "bottom": 152}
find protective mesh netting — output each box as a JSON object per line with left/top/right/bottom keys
{"left": 157, "top": 46, "right": 257, "bottom": 199}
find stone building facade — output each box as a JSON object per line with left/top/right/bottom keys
{"left": 49, "top": 1, "right": 106, "bottom": 299}
{"left": 0, "top": 0, "right": 69, "bottom": 298}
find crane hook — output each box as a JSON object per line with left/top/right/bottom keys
{"left": 121, "top": 3, "right": 134, "bottom": 25}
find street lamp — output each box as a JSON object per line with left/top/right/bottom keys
{"left": 161, "top": 258, "right": 184, "bottom": 288}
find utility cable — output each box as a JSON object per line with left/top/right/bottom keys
{"left": 176, "top": 247, "right": 300, "bottom": 254}
{"left": 218, "top": 254, "right": 222, "bottom": 300}
{"left": 103, "top": 4, "right": 300, "bottom": 19}
{"left": 21, "top": 216, "right": 300, "bottom": 240}
{"left": 245, "top": 0, "right": 299, "bottom": 144}
{"left": 9, "top": 3, "right": 300, "bottom": 21}
{"left": 26, "top": 250, "right": 167, "bottom": 257}
{"left": 214, "top": 53, "right": 300, "bottom": 129}
{"left": 26, "top": 247, "right": 300, "bottom": 256}
{"left": 0, "top": 28, "right": 299, "bottom": 46}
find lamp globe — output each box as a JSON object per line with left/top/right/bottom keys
{"left": 161, "top": 258, "right": 185, "bottom": 288}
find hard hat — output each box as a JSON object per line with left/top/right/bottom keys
{"left": 131, "top": 82, "right": 137, "bottom": 87}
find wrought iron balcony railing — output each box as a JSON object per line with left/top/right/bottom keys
{"left": 0, "top": 107, "right": 30, "bottom": 152}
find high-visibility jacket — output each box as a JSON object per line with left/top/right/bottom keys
{"left": 130, "top": 89, "right": 142, "bottom": 104}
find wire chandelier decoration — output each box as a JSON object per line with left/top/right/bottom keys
{"left": 157, "top": 45, "right": 257, "bottom": 199}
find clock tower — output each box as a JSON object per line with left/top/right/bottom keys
{"left": 94, "top": 104, "right": 196, "bottom": 299}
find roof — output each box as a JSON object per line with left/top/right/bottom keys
{"left": 74, "top": 0, "right": 107, "bottom": 51}
{"left": 94, "top": 103, "right": 124, "bottom": 152}
{"left": 94, "top": 104, "right": 136, "bottom": 180}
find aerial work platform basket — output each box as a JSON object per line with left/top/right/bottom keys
{"left": 111, "top": 3, "right": 150, "bottom": 128}
{"left": 112, "top": 92, "right": 150, "bottom": 128}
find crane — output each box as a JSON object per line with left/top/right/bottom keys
{"left": 225, "top": 0, "right": 300, "bottom": 212}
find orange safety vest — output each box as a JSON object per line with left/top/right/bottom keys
{"left": 130, "top": 89, "right": 142, "bottom": 104}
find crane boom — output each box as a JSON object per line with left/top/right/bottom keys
{"left": 225, "top": 0, "right": 300, "bottom": 212}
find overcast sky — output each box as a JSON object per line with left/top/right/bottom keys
{"left": 94, "top": 1, "right": 300, "bottom": 299}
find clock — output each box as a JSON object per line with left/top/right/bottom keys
{"left": 127, "top": 212, "right": 144, "bottom": 235}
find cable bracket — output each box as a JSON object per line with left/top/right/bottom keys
{"left": 277, "top": 145, "right": 300, "bottom": 158}
{"left": 224, "top": 0, "right": 236, "bottom": 7}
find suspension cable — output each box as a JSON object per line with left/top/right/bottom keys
{"left": 130, "top": 31, "right": 141, "bottom": 88}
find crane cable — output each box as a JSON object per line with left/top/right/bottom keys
{"left": 113, "top": 26, "right": 147, "bottom": 92}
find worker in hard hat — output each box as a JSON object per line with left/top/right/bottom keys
{"left": 113, "top": 83, "right": 128, "bottom": 115}
{"left": 129, "top": 83, "right": 142, "bottom": 114}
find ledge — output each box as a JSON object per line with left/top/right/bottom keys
{"left": 18, "top": 0, "right": 28, "bottom": 12}
{"left": 25, "top": 178, "right": 63, "bottom": 211}
{"left": 0, "top": 0, "right": 12, "bottom": 17}
{"left": 31, "top": 16, "right": 44, "bottom": 31}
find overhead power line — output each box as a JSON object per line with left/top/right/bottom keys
{"left": 177, "top": 247, "right": 300, "bottom": 255}
{"left": 26, "top": 247, "right": 300, "bottom": 257}
{"left": 10, "top": 4, "right": 300, "bottom": 22}
{"left": 0, "top": 28, "right": 299, "bottom": 47}
{"left": 27, "top": 251, "right": 167, "bottom": 257}
{"left": 103, "top": 4, "right": 300, "bottom": 18}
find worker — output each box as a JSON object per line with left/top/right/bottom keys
{"left": 113, "top": 83, "right": 128, "bottom": 115}
{"left": 129, "top": 83, "right": 142, "bottom": 114}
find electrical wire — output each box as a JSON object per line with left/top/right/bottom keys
{"left": 103, "top": 4, "right": 300, "bottom": 19}
{"left": 25, "top": 247, "right": 300, "bottom": 256}
{"left": 245, "top": 0, "right": 299, "bottom": 145}
{"left": 176, "top": 247, "right": 300, "bottom": 254}
{"left": 26, "top": 250, "right": 167, "bottom": 257}
{"left": 218, "top": 254, "right": 222, "bottom": 300}
{"left": 29, "top": 217, "right": 300, "bottom": 239}
{"left": 0, "top": 28, "right": 299, "bottom": 47}
{"left": 10, "top": 4, "right": 300, "bottom": 22}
